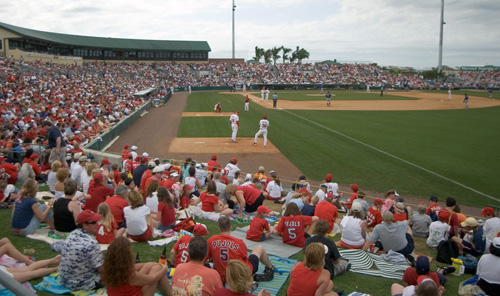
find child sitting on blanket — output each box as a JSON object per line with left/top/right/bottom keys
{"left": 96, "top": 203, "right": 125, "bottom": 244}
{"left": 246, "top": 206, "right": 273, "bottom": 242}
{"left": 178, "top": 185, "right": 192, "bottom": 210}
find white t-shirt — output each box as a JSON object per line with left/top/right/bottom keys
{"left": 80, "top": 171, "right": 92, "bottom": 194}
{"left": 146, "top": 193, "right": 159, "bottom": 213}
{"left": 315, "top": 189, "right": 326, "bottom": 202}
{"left": 483, "top": 217, "right": 500, "bottom": 253}
{"left": 184, "top": 176, "right": 197, "bottom": 192}
{"left": 426, "top": 221, "right": 450, "bottom": 248}
{"left": 266, "top": 181, "right": 282, "bottom": 199}
{"left": 124, "top": 205, "right": 150, "bottom": 236}
{"left": 340, "top": 216, "right": 365, "bottom": 246}
{"left": 477, "top": 253, "right": 500, "bottom": 284}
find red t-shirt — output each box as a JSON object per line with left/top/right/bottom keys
{"left": 201, "top": 192, "right": 219, "bottom": 212}
{"left": 393, "top": 212, "right": 407, "bottom": 222}
{"left": 172, "top": 235, "right": 192, "bottom": 267}
{"left": 275, "top": 215, "right": 313, "bottom": 247}
{"left": 402, "top": 267, "right": 440, "bottom": 287}
{"left": 287, "top": 262, "right": 322, "bottom": 296}
{"left": 140, "top": 170, "right": 152, "bottom": 196}
{"left": 207, "top": 160, "right": 221, "bottom": 170}
{"left": 28, "top": 160, "right": 42, "bottom": 176}
{"left": 86, "top": 183, "right": 115, "bottom": 213}
{"left": 236, "top": 185, "right": 261, "bottom": 205}
{"left": 344, "top": 192, "right": 358, "bottom": 209}
{"left": 105, "top": 196, "right": 129, "bottom": 224}
{"left": 106, "top": 283, "right": 141, "bottom": 296}
{"left": 158, "top": 202, "right": 176, "bottom": 227}
{"left": 366, "top": 207, "right": 382, "bottom": 228}
{"left": 426, "top": 203, "right": 442, "bottom": 215}
{"left": 246, "top": 216, "right": 270, "bottom": 242}
{"left": 179, "top": 195, "right": 190, "bottom": 210}
{"left": 96, "top": 220, "right": 117, "bottom": 244}
{"left": 164, "top": 178, "right": 175, "bottom": 189}
{"left": 207, "top": 234, "right": 252, "bottom": 281}
{"left": 121, "top": 149, "right": 129, "bottom": 161}
{"left": 0, "top": 163, "right": 18, "bottom": 184}
{"left": 314, "top": 201, "right": 338, "bottom": 233}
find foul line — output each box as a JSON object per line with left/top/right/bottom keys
{"left": 282, "top": 109, "right": 500, "bottom": 203}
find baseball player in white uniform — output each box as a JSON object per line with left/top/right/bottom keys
{"left": 265, "top": 88, "right": 270, "bottom": 101}
{"left": 261, "top": 87, "right": 265, "bottom": 102}
{"left": 254, "top": 115, "right": 269, "bottom": 147}
{"left": 229, "top": 111, "right": 240, "bottom": 143}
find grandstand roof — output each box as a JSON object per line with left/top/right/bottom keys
{"left": 0, "top": 22, "right": 211, "bottom": 52}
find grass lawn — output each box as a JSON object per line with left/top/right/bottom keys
{"left": 248, "top": 90, "right": 417, "bottom": 101}
{"left": 427, "top": 90, "right": 500, "bottom": 100}
{"left": 0, "top": 199, "right": 469, "bottom": 296}
{"left": 180, "top": 91, "right": 500, "bottom": 208}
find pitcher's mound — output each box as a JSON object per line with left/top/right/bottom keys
{"left": 169, "top": 138, "right": 279, "bottom": 153}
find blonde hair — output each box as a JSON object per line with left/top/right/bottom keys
{"left": 21, "top": 179, "right": 38, "bottom": 198}
{"left": 51, "top": 160, "right": 62, "bottom": 172}
{"left": 56, "top": 168, "right": 70, "bottom": 182}
{"left": 91, "top": 168, "right": 100, "bottom": 179}
{"left": 225, "top": 184, "right": 236, "bottom": 194}
{"left": 128, "top": 190, "right": 144, "bottom": 209}
{"left": 226, "top": 260, "right": 253, "bottom": 294}
{"left": 304, "top": 242, "right": 325, "bottom": 270}
{"left": 98, "top": 203, "right": 114, "bottom": 232}
{"left": 86, "top": 162, "right": 98, "bottom": 176}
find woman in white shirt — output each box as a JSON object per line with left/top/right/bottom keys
{"left": 124, "top": 190, "right": 156, "bottom": 242}
{"left": 339, "top": 203, "right": 369, "bottom": 249}
{"left": 266, "top": 176, "right": 283, "bottom": 200}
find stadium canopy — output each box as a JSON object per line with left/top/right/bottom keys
{"left": 133, "top": 88, "right": 157, "bottom": 97}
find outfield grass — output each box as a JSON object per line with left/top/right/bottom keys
{"left": 247, "top": 90, "right": 417, "bottom": 101}
{"left": 427, "top": 90, "right": 500, "bottom": 100}
{"left": 180, "top": 91, "right": 500, "bottom": 208}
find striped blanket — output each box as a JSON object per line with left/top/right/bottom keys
{"left": 338, "top": 249, "right": 409, "bottom": 280}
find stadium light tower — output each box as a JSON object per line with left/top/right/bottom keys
{"left": 438, "top": 0, "right": 445, "bottom": 74}
{"left": 232, "top": 0, "right": 236, "bottom": 59}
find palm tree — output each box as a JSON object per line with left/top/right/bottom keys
{"left": 270, "top": 47, "right": 281, "bottom": 65}
{"left": 293, "top": 46, "right": 310, "bottom": 64}
{"left": 252, "top": 46, "right": 265, "bottom": 63}
{"left": 281, "top": 46, "right": 292, "bottom": 63}
{"left": 263, "top": 49, "right": 272, "bottom": 64}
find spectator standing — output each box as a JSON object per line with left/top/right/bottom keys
{"left": 43, "top": 121, "right": 68, "bottom": 168}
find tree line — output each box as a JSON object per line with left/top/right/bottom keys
{"left": 252, "top": 46, "right": 310, "bottom": 64}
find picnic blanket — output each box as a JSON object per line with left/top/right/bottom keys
{"left": 338, "top": 248, "right": 408, "bottom": 280}
{"left": 35, "top": 273, "right": 104, "bottom": 295}
{"left": 252, "top": 255, "right": 296, "bottom": 296}
{"left": 0, "top": 255, "right": 36, "bottom": 295}
{"left": 230, "top": 226, "right": 302, "bottom": 258}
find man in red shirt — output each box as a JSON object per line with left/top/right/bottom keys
{"left": 366, "top": 198, "right": 384, "bottom": 228}
{"left": 0, "top": 157, "right": 19, "bottom": 184}
{"left": 207, "top": 216, "right": 275, "bottom": 282}
{"left": 104, "top": 185, "right": 129, "bottom": 229}
{"left": 443, "top": 197, "right": 460, "bottom": 237}
{"left": 314, "top": 194, "right": 339, "bottom": 234}
{"left": 121, "top": 144, "right": 130, "bottom": 161}
{"left": 27, "top": 153, "right": 47, "bottom": 183}
{"left": 207, "top": 154, "right": 221, "bottom": 171}
{"left": 139, "top": 161, "right": 155, "bottom": 197}
{"left": 425, "top": 196, "right": 442, "bottom": 221}
{"left": 86, "top": 173, "right": 115, "bottom": 212}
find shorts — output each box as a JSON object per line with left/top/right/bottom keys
{"left": 128, "top": 225, "right": 153, "bottom": 242}
{"left": 49, "top": 147, "right": 67, "bottom": 164}
{"left": 395, "top": 233, "right": 415, "bottom": 257}
{"left": 258, "top": 233, "right": 267, "bottom": 242}
{"left": 158, "top": 222, "right": 175, "bottom": 232}
{"left": 245, "top": 194, "right": 265, "bottom": 213}
{"left": 248, "top": 254, "right": 259, "bottom": 274}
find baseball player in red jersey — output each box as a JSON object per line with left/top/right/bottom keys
{"left": 244, "top": 95, "right": 250, "bottom": 111}
{"left": 229, "top": 111, "right": 239, "bottom": 143}
{"left": 254, "top": 115, "right": 269, "bottom": 148}
{"left": 207, "top": 217, "right": 275, "bottom": 282}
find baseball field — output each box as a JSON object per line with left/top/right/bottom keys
{"left": 175, "top": 89, "right": 500, "bottom": 209}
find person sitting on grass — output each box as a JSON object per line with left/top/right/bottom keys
{"left": 214, "top": 260, "right": 270, "bottom": 296}
{"left": 272, "top": 202, "right": 318, "bottom": 248}
{"left": 426, "top": 210, "right": 451, "bottom": 249}
{"left": 172, "top": 236, "right": 223, "bottom": 296}
{"left": 192, "top": 181, "right": 233, "bottom": 217}
{"left": 305, "top": 220, "right": 350, "bottom": 279}
{"left": 156, "top": 186, "right": 176, "bottom": 231}
{"left": 246, "top": 205, "right": 273, "bottom": 242}
{"left": 287, "top": 242, "right": 340, "bottom": 296}
{"left": 169, "top": 224, "right": 209, "bottom": 267}
{"left": 451, "top": 217, "right": 485, "bottom": 258}
{"left": 53, "top": 178, "right": 82, "bottom": 233}
{"left": 302, "top": 195, "right": 319, "bottom": 216}
{"left": 391, "top": 276, "right": 441, "bottom": 296}
{"left": 339, "top": 202, "right": 369, "bottom": 249}
{"left": 0, "top": 238, "right": 61, "bottom": 288}
{"left": 366, "top": 198, "right": 384, "bottom": 228}
{"left": 96, "top": 203, "right": 126, "bottom": 244}
{"left": 410, "top": 203, "right": 432, "bottom": 238}
{"left": 101, "top": 236, "right": 171, "bottom": 296}
{"left": 402, "top": 255, "right": 454, "bottom": 290}
{"left": 124, "top": 190, "right": 156, "bottom": 242}
{"left": 476, "top": 237, "right": 500, "bottom": 295}
{"left": 12, "top": 179, "right": 55, "bottom": 236}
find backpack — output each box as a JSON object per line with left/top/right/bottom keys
{"left": 436, "top": 239, "right": 459, "bottom": 264}
{"left": 173, "top": 217, "right": 196, "bottom": 232}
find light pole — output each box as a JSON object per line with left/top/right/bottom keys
{"left": 232, "top": 0, "right": 236, "bottom": 59}
{"left": 438, "top": 0, "right": 445, "bottom": 75}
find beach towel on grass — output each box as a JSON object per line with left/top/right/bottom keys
{"left": 231, "top": 226, "right": 302, "bottom": 258}
{"left": 35, "top": 273, "right": 104, "bottom": 295}
{"left": 252, "top": 255, "right": 297, "bottom": 296}
{"left": 338, "top": 249, "right": 408, "bottom": 280}
{"left": 0, "top": 255, "right": 36, "bottom": 295}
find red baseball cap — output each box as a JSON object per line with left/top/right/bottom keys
{"left": 438, "top": 210, "right": 450, "bottom": 221}
{"left": 263, "top": 115, "right": 267, "bottom": 119}
{"left": 193, "top": 224, "right": 209, "bottom": 236}
{"left": 141, "top": 157, "right": 148, "bottom": 163}
{"left": 350, "top": 184, "right": 359, "bottom": 192}
{"left": 374, "top": 198, "right": 384, "bottom": 205}
{"left": 480, "top": 207, "right": 494, "bottom": 216}
{"left": 231, "top": 158, "right": 237, "bottom": 163}
{"left": 30, "top": 153, "right": 41, "bottom": 160}
{"left": 93, "top": 173, "right": 103, "bottom": 181}
{"left": 135, "top": 156, "right": 141, "bottom": 161}
{"left": 257, "top": 205, "right": 272, "bottom": 214}
{"left": 77, "top": 210, "right": 101, "bottom": 225}
{"left": 124, "top": 144, "right": 129, "bottom": 149}
{"left": 325, "top": 174, "right": 332, "bottom": 182}
{"left": 211, "top": 154, "right": 217, "bottom": 160}
{"left": 183, "top": 185, "right": 194, "bottom": 191}
{"left": 101, "top": 158, "right": 111, "bottom": 165}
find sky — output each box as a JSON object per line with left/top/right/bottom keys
{"left": 1, "top": 0, "right": 499, "bottom": 69}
